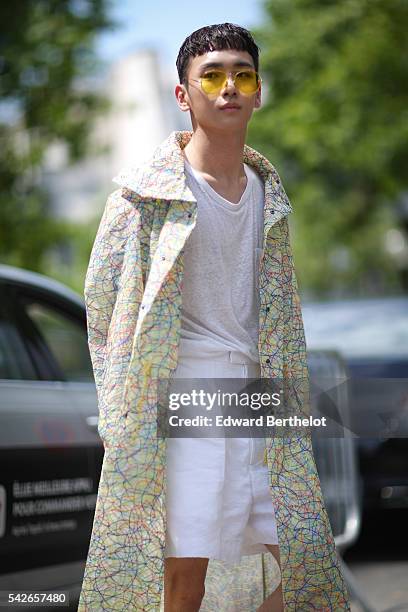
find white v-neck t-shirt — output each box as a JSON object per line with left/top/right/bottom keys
{"left": 179, "top": 158, "right": 265, "bottom": 363}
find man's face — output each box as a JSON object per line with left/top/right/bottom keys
{"left": 175, "top": 49, "right": 261, "bottom": 132}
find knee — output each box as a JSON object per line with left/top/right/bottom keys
{"left": 166, "top": 578, "right": 205, "bottom": 610}
{"left": 169, "top": 587, "right": 204, "bottom": 612}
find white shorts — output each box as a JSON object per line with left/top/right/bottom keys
{"left": 164, "top": 342, "right": 279, "bottom": 565}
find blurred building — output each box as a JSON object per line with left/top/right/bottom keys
{"left": 43, "top": 48, "right": 190, "bottom": 222}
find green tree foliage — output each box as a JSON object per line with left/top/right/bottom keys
{"left": 0, "top": 0, "right": 112, "bottom": 273}
{"left": 249, "top": 0, "right": 408, "bottom": 296}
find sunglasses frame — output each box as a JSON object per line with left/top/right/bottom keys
{"left": 189, "top": 69, "right": 262, "bottom": 96}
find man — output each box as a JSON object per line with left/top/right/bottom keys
{"left": 78, "top": 23, "right": 351, "bottom": 611}
{"left": 165, "top": 24, "right": 285, "bottom": 612}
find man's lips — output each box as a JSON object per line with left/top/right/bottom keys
{"left": 219, "top": 103, "right": 241, "bottom": 110}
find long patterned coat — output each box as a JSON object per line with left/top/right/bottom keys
{"left": 77, "top": 130, "right": 351, "bottom": 611}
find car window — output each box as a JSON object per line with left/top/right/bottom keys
{"left": 303, "top": 301, "right": 408, "bottom": 359}
{"left": 0, "top": 295, "right": 37, "bottom": 380}
{"left": 22, "top": 299, "right": 94, "bottom": 383}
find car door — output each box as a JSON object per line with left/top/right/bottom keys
{"left": 0, "top": 280, "right": 100, "bottom": 585}
{"left": 12, "top": 284, "right": 105, "bottom": 488}
{"left": 12, "top": 283, "right": 102, "bottom": 435}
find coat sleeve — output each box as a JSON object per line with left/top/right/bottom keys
{"left": 84, "top": 187, "right": 142, "bottom": 400}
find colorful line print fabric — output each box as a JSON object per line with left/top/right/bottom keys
{"left": 77, "top": 130, "right": 351, "bottom": 611}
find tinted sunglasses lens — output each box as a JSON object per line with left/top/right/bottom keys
{"left": 200, "top": 71, "right": 226, "bottom": 94}
{"left": 235, "top": 71, "right": 259, "bottom": 94}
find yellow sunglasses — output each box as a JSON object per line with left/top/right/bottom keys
{"left": 190, "top": 69, "right": 261, "bottom": 96}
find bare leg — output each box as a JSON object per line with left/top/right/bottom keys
{"left": 256, "top": 544, "right": 284, "bottom": 612}
{"left": 164, "top": 556, "right": 209, "bottom": 612}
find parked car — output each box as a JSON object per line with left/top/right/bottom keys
{"left": 0, "top": 264, "right": 102, "bottom": 610}
{"left": 302, "top": 296, "right": 408, "bottom": 511}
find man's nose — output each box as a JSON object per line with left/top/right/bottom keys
{"left": 222, "top": 74, "right": 236, "bottom": 92}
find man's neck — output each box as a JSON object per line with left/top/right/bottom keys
{"left": 183, "top": 127, "right": 247, "bottom": 184}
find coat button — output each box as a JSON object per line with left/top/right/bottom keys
{"left": 188, "top": 213, "right": 192, "bottom": 218}
{"left": 162, "top": 256, "right": 166, "bottom": 261}
{"left": 265, "top": 358, "right": 270, "bottom": 364}
{"left": 271, "top": 209, "right": 275, "bottom": 214}
{"left": 266, "top": 306, "right": 270, "bottom": 312}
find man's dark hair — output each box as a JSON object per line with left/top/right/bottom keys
{"left": 176, "top": 23, "right": 260, "bottom": 85}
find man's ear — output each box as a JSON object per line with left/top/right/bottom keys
{"left": 175, "top": 83, "right": 191, "bottom": 112}
{"left": 254, "top": 83, "right": 262, "bottom": 109}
